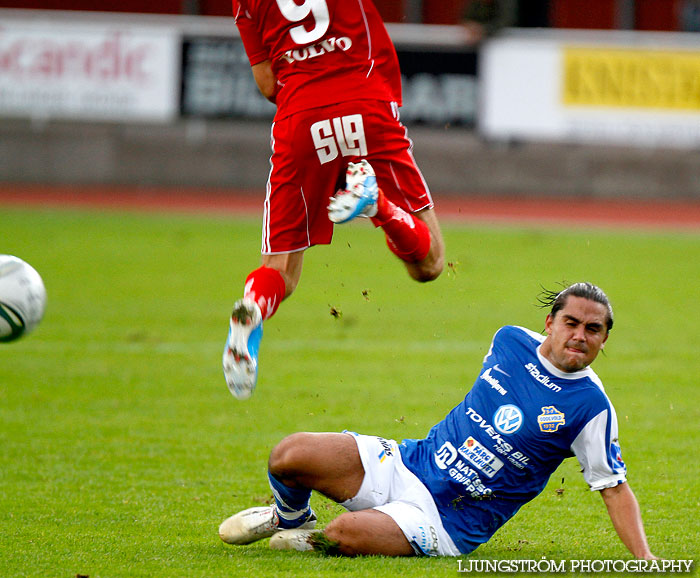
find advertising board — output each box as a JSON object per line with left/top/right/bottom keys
{"left": 481, "top": 30, "right": 700, "bottom": 148}
{"left": 0, "top": 18, "right": 180, "bottom": 122}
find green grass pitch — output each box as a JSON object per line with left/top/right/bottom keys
{"left": 1, "top": 207, "right": 698, "bottom": 577}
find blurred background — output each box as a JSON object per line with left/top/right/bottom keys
{"left": 1, "top": 0, "right": 699, "bottom": 200}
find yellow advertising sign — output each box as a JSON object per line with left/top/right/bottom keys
{"left": 563, "top": 46, "right": 700, "bottom": 111}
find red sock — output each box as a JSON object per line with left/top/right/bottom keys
{"left": 243, "top": 266, "right": 286, "bottom": 320}
{"left": 370, "top": 191, "right": 431, "bottom": 263}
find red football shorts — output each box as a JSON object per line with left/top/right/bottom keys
{"left": 261, "top": 100, "right": 434, "bottom": 254}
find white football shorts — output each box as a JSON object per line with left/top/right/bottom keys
{"left": 341, "top": 431, "right": 460, "bottom": 557}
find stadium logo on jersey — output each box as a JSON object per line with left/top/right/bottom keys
{"left": 537, "top": 406, "right": 566, "bottom": 432}
{"left": 458, "top": 437, "right": 504, "bottom": 478}
{"left": 524, "top": 362, "right": 562, "bottom": 392}
{"left": 480, "top": 367, "right": 508, "bottom": 396}
{"left": 493, "top": 405, "right": 523, "bottom": 435}
{"left": 280, "top": 36, "right": 353, "bottom": 64}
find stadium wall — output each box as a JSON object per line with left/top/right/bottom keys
{"left": 0, "top": 9, "right": 698, "bottom": 200}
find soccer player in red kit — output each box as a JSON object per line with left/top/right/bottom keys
{"left": 223, "top": 0, "right": 445, "bottom": 399}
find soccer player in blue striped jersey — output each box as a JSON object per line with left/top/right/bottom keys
{"left": 218, "top": 282, "right": 658, "bottom": 560}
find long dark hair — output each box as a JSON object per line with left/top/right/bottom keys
{"left": 537, "top": 282, "right": 614, "bottom": 332}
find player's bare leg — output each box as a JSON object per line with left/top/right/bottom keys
{"left": 403, "top": 207, "right": 444, "bottom": 282}
{"left": 266, "top": 432, "right": 414, "bottom": 556}
{"left": 320, "top": 509, "right": 414, "bottom": 556}
{"left": 267, "top": 432, "right": 365, "bottom": 500}
{"left": 260, "top": 251, "right": 305, "bottom": 299}
{"left": 270, "top": 507, "right": 414, "bottom": 556}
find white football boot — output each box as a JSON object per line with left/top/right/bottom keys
{"left": 219, "top": 506, "right": 317, "bottom": 545}
{"left": 269, "top": 528, "right": 321, "bottom": 551}
{"left": 328, "top": 160, "right": 379, "bottom": 224}
{"left": 222, "top": 298, "right": 263, "bottom": 400}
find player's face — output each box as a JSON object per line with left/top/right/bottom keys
{"left": 541, "top": 296, "right": 609, "bottom": 373}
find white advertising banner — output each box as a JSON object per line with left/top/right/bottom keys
{"left": 0, "top": 19, "right": 179, "bottom": 122}
{"left": 480, "top": 30, "right": 700, "bottom": 149}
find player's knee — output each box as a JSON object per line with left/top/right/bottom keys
{"left": 417, "top": 261, "right": 443, "bottom": 283}
{"left": 322, "top": 514, "right": 364, "bottom": 556}
{"left": 268, "top": 432, "right": 312, "bottom": 478}
{"left": 322, "top": 512, "right": 414, "bottom": 557}
{"left": 408, "top": 255, "right": 444, "bottom": 283}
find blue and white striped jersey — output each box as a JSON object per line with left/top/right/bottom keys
{"left": 399, "top": 325, "right": 627, "bottom": 554}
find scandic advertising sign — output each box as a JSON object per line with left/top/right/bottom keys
{"left": 0, "top": 21, "right": 179, "bottom": 122}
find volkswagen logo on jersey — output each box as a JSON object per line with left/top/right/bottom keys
{"left": 493, "top": 405, "right": 523, "bottom": 435}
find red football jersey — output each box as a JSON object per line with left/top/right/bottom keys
{"left": 233, "top": 0, "right": 402, "bottom": 119}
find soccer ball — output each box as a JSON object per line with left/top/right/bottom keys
{"left": 0, "top": 255, "right": 47, "bottom": 342}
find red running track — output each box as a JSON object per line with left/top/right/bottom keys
{"left": 2, "top": 184, "right": 700, "bottom": 231}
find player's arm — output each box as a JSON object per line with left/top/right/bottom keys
{"left": 251, "top": 60, "right": 278, "bottom": 103}
{"left": 600, "top": 482, "right": 657, "bottom": 560}
{"left": 571, "top": 403, "right": 657, "bottom": 559}
{"left": 233, "top": 1, "right": 278, "bottom": 103}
